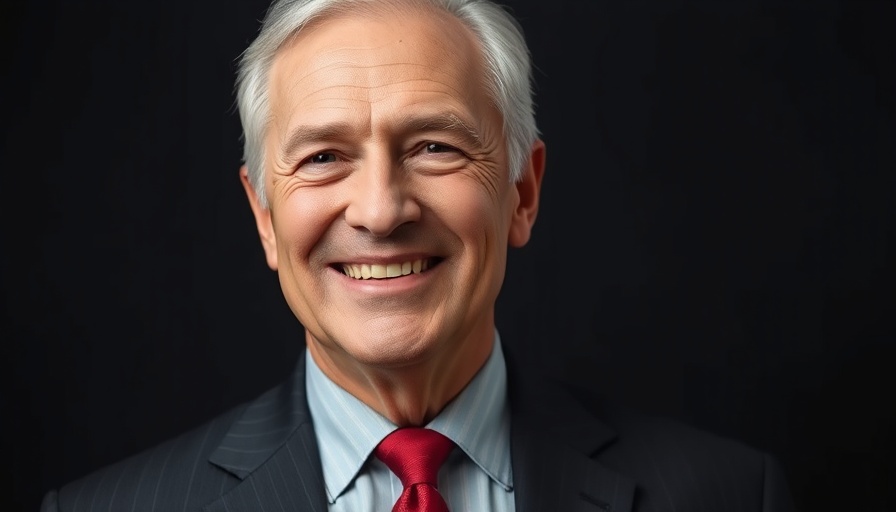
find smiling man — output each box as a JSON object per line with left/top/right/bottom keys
{"left": 242, "top": 6, "right": 533, "bottom": 431}
{"left": 41, "top": 0, "right": 794, "bottom": 511}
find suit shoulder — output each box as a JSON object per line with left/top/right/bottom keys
{"left": 608, "top": 401, "right": 765, "bottom": 462}
{"left": 566, "top": 382, "right": 768, "bottom": 459}
{"left": 565, "top": 384, "right": 794, "bottom": 511}
{"left": 47, "top": 402, "right": 247, "bottom": 512}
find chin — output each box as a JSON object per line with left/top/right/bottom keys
{"left": 339, "top": 326, "right": 442, "bottom": 369}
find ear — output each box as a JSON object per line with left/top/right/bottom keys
{"left": 240, "top": 165, "right": 279, "bottom": 271}
{"left": 508, "top": 139, "right": 546, "bottom": 248}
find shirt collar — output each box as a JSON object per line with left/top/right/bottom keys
{"left": 305, "top": 331, "right": 513, "bottom": 503}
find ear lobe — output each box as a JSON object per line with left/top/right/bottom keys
{"left": 240, "top": 165, "right": 279, "bottom": 271}
{"left": 508, "top": 139, "right": 546, "bottom": 248}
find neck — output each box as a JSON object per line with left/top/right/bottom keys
{"left": 306, "top": 327, "right": 494, "bottom": 426}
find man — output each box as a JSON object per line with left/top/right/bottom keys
{"left": 41, "top": 0, "right": 795, "bottom": 510}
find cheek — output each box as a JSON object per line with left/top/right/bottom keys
{"left": 271, "top": 188, "right": 335, "bottom": 264}
{"left": 467, "top": 160, "right": 505, "bottom": 204}
{"left": 425, "top": 174, "right": 513, "bottom": 244}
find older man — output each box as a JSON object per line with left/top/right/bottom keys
{"left": 41, "top": 0, "right": 794, "bottom": 510}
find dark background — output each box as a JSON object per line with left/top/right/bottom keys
{"left": 2, "top": 0, "right": 893, "bottom": 510}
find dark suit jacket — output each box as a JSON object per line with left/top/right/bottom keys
{"left": 41, "top": 344, "right": 794, "bottom": 511}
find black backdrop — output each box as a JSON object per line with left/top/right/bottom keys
{"left": 2, "top": 0, "right": 893, "bottom": 510}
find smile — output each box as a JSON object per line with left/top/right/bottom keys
{"left": 341, "top": 258, "right": 434, "bottom": 280}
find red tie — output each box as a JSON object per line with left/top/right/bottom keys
{"left": 374, "top": 428, "right": 455, "bottom": 512}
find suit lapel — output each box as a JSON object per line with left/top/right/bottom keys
{"left": 199, "top": 340, "right": 635, "bottom": 511}
{"left": 506, "top": 343, "right": 636, "bottom": 512}
{"left": 203, "top": 351, "right": 329, "bottom": 512}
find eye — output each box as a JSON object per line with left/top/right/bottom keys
{"left": 307, "top": 152, "right": 337, "bottom": 164}
{"left": 423, "top": 142, "right": 457, "bottom": 154}
{"left": 293, "top": 150, "right": 349, "bottom": 182}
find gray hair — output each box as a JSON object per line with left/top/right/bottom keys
{"left": 236, "top": 0, "right": 538, "bottom": 207}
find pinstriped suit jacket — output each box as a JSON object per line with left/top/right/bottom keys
{"left": 41, "top": 343, "right": 795, "bottom": 511}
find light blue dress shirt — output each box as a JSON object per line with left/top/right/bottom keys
{"left": 305, "top": 332, "right": 515, "bottom": 511}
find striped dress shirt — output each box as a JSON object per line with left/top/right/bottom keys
{"left": 305, "top": 332, "right": 515, "bottom": 511}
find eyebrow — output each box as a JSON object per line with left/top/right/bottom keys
{"left": 397, "top": 112, "right": 482, "bottom": 145}
{"left": 279, "top": 123, "right": 357, "bottom": 161}
{"left": 279, "top": 112, "right": 483, "bottom": 159}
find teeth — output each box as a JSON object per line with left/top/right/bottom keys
{"left": 342, "top": 259, "right": 430, "bottom": 280}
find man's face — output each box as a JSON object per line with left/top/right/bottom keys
{"left": 243, "top": 7, "right": 543, "bottom": 370}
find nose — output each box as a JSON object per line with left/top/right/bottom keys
{"left": 344, "top": 155, "right": 421, "bottom": 237}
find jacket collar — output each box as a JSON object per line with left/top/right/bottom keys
{"left": 204, "top": 350, "right": 329, "bottom": 511}
{"left": 504, "top": 341, "right": 636, "bottom": 512}
{"left": 203, "top": 341, "right": 634, "bottom": 512}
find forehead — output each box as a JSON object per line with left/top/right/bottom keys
{"left": 268, "top": 6, "right": 491, "bottom": 121}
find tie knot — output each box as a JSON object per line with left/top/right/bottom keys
{"left": 374, "top": 428, "right": 455, "bottom": 487}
